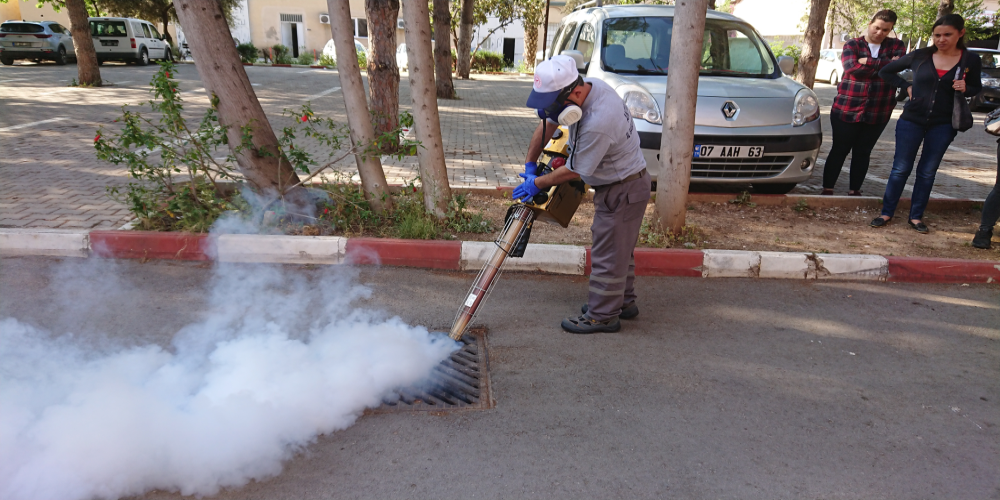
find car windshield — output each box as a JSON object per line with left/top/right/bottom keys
{"left": 601, "top": 17, "right": 777, "bottom": 77}
{"left": 976, "top": 51, "right": 1000, "bottom": 78}
{"left": 90, "top": 20, "right": 128, "bottom": 37}
{"left": 0, "top": 23, "right": 45, "bottom": 34}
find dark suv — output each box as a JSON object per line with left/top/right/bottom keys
{"left": 0, "top": 20, "right": 76, "bottom": 65}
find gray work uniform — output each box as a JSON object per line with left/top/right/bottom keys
{"left": 565, "top": 79, "right": 650, "bottom": 321}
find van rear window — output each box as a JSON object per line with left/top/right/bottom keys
{"left": 90, "top": 20, "right": 128, "bottom": 37}
{"left": 0, "top": 23, "right": 45, "bottom": 34}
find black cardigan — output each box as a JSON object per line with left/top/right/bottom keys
{"left": 879, "top": 47, "right": 982, "bottom": 126}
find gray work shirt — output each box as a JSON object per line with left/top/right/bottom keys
{"left": 563, "top": 78, "right": 646, "bottom": 186}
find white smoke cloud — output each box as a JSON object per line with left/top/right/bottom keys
{"left": 0, "top": 260, "right": 457, "bottom": 500}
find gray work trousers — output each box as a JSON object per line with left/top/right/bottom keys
{"left": 587, "top": 172, "right": 651, "bottom": 321}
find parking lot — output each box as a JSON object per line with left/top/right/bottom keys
{"left": 1, "top": 61, "right": 998, "bottom": 230}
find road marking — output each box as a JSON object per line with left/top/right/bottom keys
{"left": 948, "top": 145, "right": 995, "bottom": 161}
{"left": 251, "top": 83, "right": 261, "bottom": 86}
{"left": 0, "top": 78, "right": 29, "bottom": 84}
{"left": 302, "top": 86, "right": 340, "bottom": 101}
{"left": 114, "top": 81, "right": 135, "bottom": 85}
{"left": 863, "top": 174, "right": 954, "bottom": 199}
{"left": 0, "top": 117, "right": 67, "bottom": 132}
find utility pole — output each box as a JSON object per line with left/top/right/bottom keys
{"left": 326, "top": 0, "right": 393, "bottom": 213}
{"left": 401, "top": 0, "right": 453, "bottom": 217}
{"left": 655, "top": 0, "right": 709, "bottom": 234}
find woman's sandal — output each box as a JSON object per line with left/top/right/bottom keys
{"left": 848, "top": 190, "right": 862, "bottom": 196}
{"left": 870, "top": 216, "right": 891, "bottom": 228}
{"left": 821, "top": 188, "right": 834, "bottom": 195}
{"left": 908, "top": 220, "right": 929, "bottom": 234}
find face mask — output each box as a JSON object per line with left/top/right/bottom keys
{"left": 537, "top": 101, "right": 583, "bottom": 126}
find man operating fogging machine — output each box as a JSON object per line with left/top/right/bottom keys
{"left": 513, "top": 55, "right": 650, "bottom": 334}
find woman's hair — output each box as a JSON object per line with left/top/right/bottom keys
{"left": 871, "top": 9, "right": 897, "bottom": 25}
{"left": 933, "top": 13, "right": 967, "bottom": 50}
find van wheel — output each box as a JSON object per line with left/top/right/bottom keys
{"left": 752, "top": 183, "right": 797, "bottom": 195}
{"left": 54, "top": 46, "right": 67, "bottom": 65}
{"left": 0, "top": 56, "right": 13, "bottom": 65}
{"left": 829, "top": 71, "right": 839, "bottom": 85}
{"left": 138, "top": 48, "right": 149, "bottom": 66}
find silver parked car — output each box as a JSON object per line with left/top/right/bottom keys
{"left": 549, "top": 5, "right": 822, "bottom": 193}
{"left": 89, "top": 17, "right": 172, "bottom": 66}
{"left": 0, "top": 20, "right": 76, "bottom": 65}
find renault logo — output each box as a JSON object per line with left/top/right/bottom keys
{"left": 721, "top": 101, "right": 740, "bottom": 120}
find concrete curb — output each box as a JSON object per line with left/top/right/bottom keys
{"left": 1, "top": 229, "right": 997, "bottom": 284}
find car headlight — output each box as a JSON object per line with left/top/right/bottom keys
{"left": 792, "top": 88, "right": 820, "bottom": 126}
{"left": 982, "top": 77, "right": 1000, "bottom": 88}
{"left": 617, "top": 84, "right": 662, "bottom": 125}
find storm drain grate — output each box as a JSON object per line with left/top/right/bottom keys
{"left": 372, "top": 327, "right": 492, "bottom": 413}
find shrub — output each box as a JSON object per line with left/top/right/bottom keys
{"left": 318, "top": 54, "right": 336, "bottom": 68}
{"left": 271, "top": 44, "right": 292, "bottom": 64}
{"left": 471, "top": 50, "right": 505, "bottom": 72}
{"left": 356, "top": 49, "right": 367, "bottom": 69}
{"left": 295, "top": 53, "right": 314, "bottom": 65}
{"left": 236, "top": 42, "right": 258, "bottom": 64}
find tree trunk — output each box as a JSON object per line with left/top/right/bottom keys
{"left": 523, "top": 23, "right": 538, "bottom": 70}
{"left": 365, "top": 0, "right": 400, "bottom": 152}
{"left": 65, "top": 0, "right": 102, "bottom": 86}
{"left": 708, "top": 0, "right": 716, "bottom": 9}
{"left": 456, "top": 0, "right": 475, "bottom": 79}
{"left": 796, "top": 0, "right": 832, "bottom": 89}
{"left": 402, "top": 0, "right": 452, "bottom": 217}
{"left": 433, "top": 0, "right": 456, "bottom": 98}
{"left": 655, "top": 0, "right": 708, "bottom": 234}
{"left": 937, "top": 0, "right": 955, "bottom": 19}
{"left": 174, "top": 0, "right": 310, "bottom": 207}
{"left": 327, "top": 0, "right": 393, "bottom": 213}
{"left": 161, "top": 7, "right": 173, "bottom": 46}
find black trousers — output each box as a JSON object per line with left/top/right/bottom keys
{"left": 980, "top": 141, "right": 1000, "bottom": 231}
{"left": 823, "top": 115, "right": 890, "bottom": 191}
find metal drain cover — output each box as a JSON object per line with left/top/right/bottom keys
{"left": 372, "top": 327, "right": 492, "bottom": 412}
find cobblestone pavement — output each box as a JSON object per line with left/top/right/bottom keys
{"left": 1, "top": 62, "right": 997, "bottom": 230}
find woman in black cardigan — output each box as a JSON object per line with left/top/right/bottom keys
{"left": 871, "top": 14, "right": 981, "bottom": 233}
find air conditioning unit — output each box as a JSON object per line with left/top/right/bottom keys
{"left": 397, "top": 19, "right": 405, "bottom": 29}
{"left": 319, "top": 13, "right": 330, "bottom": 24}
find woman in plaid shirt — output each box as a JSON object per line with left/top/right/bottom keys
{"left": 822, "top": 10, "right": 905, "bottom": 196}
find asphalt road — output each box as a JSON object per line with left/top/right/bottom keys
{"left": 1, "top": 256, "right": 998, "bottom": 499}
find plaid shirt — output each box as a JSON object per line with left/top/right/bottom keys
{"left": 831, "top": 37, "right": 907, "bottom": 124}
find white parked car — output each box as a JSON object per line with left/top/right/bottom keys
{"left": 89, "top": 17, "right": 172, "bottom": 65}
{"left": 396, "top": 43, "right": 407, "bottom": 70}
{"left": 321, "top": 38, "right": 366, "bottom": 63}
{"left": 816, "top": 48, "right": 844, "bottom": 85}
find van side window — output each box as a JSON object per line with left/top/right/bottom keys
{"left": 142, "top": 24, "right": 152, "bottom": 39}
{"left": 546, "top": 25, "right": 564, "bottom": 59}
{"left": 576, "top": 23, "right": 595, "bottom": 60}
{"left": 149, "top": 25, "right": 161, "bottom": 39}
{"left": 555, "top": 22, "right": 577, "bottom": 56}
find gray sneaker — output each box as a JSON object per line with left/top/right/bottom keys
{"left": 581, "top": 302, "right": 639, "bottom": 320}
{"left": 561, "top": 314, "right": 621, "bottom": 334}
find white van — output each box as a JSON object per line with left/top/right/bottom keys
{"left": 89, "top": 17, "right": 173, "bottom": 65}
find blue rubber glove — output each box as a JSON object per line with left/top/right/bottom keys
{"left": 524, "top": 161, "right": 538, "bottom": 176}
{"left": 512, "top": 173, "right": 541, "bottom": 202}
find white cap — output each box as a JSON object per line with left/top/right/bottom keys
{"left": 526, "top": 55, "right": 580, "bottom": 109}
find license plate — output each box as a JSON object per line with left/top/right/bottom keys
{"left": 13, "top": 42, "right": 31, "bottom": 47}
{"left": 100, "top": 40, "right": 118, "bottom": 46}
{"left": 693, "top": 144, "right": 764, "bottom": 159}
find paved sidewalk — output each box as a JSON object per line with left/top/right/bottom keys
{"left": 1, "top": 64, "right": 997, "bottom": 231}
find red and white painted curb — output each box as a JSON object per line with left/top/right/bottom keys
{"left": 2, "top": 229, "right": 998, "bottom": 284}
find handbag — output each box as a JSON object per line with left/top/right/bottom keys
{"left": 952, "top": 53, "right": 974, "bottom": 132}
{"left": 986, "top": 107, "right": 1000, "bottom": 136}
